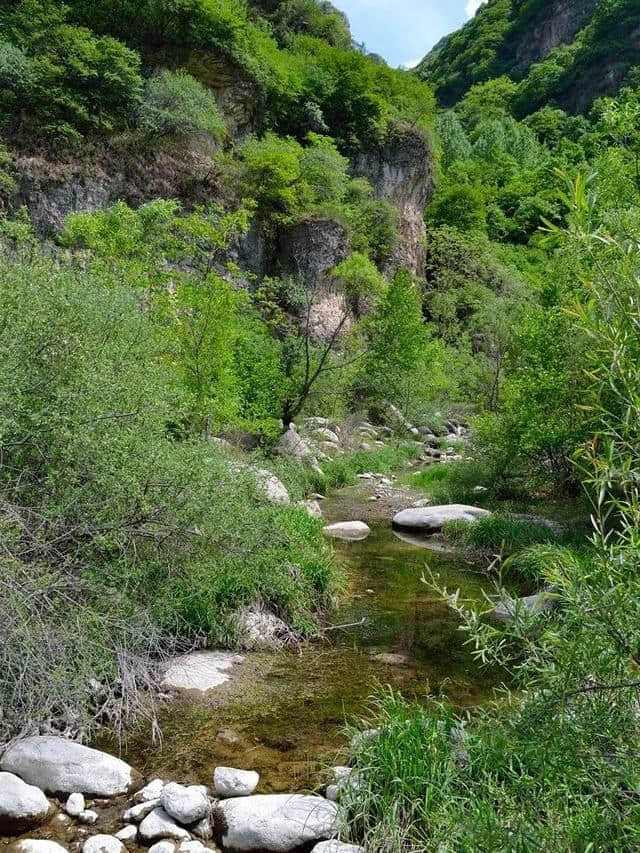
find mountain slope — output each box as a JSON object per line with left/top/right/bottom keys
{"left": 417, "top": 0, "right": 640, "bottom": 114}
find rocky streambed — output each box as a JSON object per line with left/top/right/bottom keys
{"left": 1, "top": 475, "right": 502, "bottom": 853}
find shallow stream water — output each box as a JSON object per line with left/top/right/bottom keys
{"left": 116, "top": 486, "right": 502, "bottom": 793}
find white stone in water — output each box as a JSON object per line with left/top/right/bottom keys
{"left": 312, "top": 844, "right": 364, "bottom": 853}
{"left": 0, "top": 737, "right": 135, "bottom": 796}
{"left": 161, "top": 783, "right": 208, "bottom": 826}
{"left": 78, "top": 810, "right": 99, "bottom": 825}
{"left": 11, "top": 842, "right": 69, "bottom": 853}
{"left": 322, "top": 522, "right": 370, "bottom": 541}
{"left": 161, "top": 651, "right": 244, "bottom": 692}
{"left": 124, "top": 798, "right": 161, "bottom": 822}
{"left": 82, "top": 835, "right": 125, "bottom": 853}
{"left": 213, "top": 767, "right": 259, "bottom": 798}
{"left": 139, "top": 807, "right": 191, "bottom": 841}
{"left": 65, "top": 793, "right": 85, "bottom": 818}
{"left": 134, "top": 779, "right": 165, "bottom": 803}
{"left": 392, "top": 504, "right": 491, "bottom": 533}
{"left": 214, "top": 794, "right": 338, "bottom": 852}
{"left": 115, "top": 825, "right": 138, "bottom": 842}
{"left": 0, "top": 771, "right": 51, "bottom": 833}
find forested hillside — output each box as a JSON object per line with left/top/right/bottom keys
{"left": 418, "top": 0, "right": 640, "bottom": 113}
{"left": 2, "top": 0, "right": 640, "bottom": 850}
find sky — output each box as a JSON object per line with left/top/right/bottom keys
{"left": 336, "top": 0, "right": 487, "bottom": 69}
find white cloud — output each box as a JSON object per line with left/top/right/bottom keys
{"left": 465, "top": 0, "right": 487, "bottom": 16}
{"left": 402, "top": 58, "right": 421, "bottom": 69}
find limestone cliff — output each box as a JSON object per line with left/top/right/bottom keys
{"left": 352, "top": 124, "right": 435, "bottom": 276}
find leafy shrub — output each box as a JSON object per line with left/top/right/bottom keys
{"left": 137, "top": 69, "right": 226, "bottom": 139}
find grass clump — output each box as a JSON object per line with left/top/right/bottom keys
{"left": 410, "top": 459, "right": 493, "bottom": 505}
{"left": 442, "top": 514, "right": 560, "bottom": 553}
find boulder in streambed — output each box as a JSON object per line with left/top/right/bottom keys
{"left": 392, "top": 504, "right": 491, "bottom": 534}
{"left": 161, "top": 651, "right": 244, "bottom": 692}
{"left": 0, "top": 772, "right": 51, "bottom": 833}
{"left": 323, "top": 521, "right": 370, "bottom": 541}
{"left": 213, "top": 767, "right": 259, "bottom": 798}
{"left": 10, "top": 843, "right": 69, "bottom": 853}
{"left": 213, "top": 794, "right": 337, "bottom": 852}
{"left": 139, "top": 808, "right": 191, "bottom": 842}
{"left": 161, "top": 783, "right": 209, "bottom": 826}
{"left": 493, "top": 592, "right": 557, "bottom": 623}
{"left": 82, "top": 836, "right": 125, "bottom": 853}
{"left": 1, "top": 737, "right": 136, "bottom": 797}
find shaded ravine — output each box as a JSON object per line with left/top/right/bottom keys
{"left": 112, "top": 484, "right": 502, "bottom": 793}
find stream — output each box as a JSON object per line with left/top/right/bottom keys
{"left": 115, "top": 482, "right": 501, "bottom": 793}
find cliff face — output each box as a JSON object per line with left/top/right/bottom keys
{"left": 352, "top": 125, "right": 435, "bottom": 276}
{"left": 513, "top": 0, "right": 600, "bottom": 66}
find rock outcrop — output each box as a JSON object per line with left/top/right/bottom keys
{"left": 0, "top": 773, "right": 51, "bottom": 834}
{"left": 278, "top": 218, "right": 351, "bottom": 342}
{"left": 352, "top": 124, "right": 435, "bottom": 276}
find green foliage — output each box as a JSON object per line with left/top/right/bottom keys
{"left": 137, "top": 69, "right": 226, "bottom": 139}
{"left": 441, "top": 514, "right": 562, "bottom": 554}
{"left": 0, "top": 0, "right": 142, "bottom": 140}
{"left": 428, "top": 183, "right": 487, "bottom": 233}
{"left": 0, "top": 249, "right": 336, "bottom": 739}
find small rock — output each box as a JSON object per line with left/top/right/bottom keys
{"left": 115, "top": 826, "right": 138, "bottom": 842}
{"left": 134, "top": 779, "right": 164, "bottom": 803}
{"left": 324, "top": 785, "right": 339, "bottom": 802}
{"left": 79, "top": 810, "right": 99, "bottom": 825}
{"left": 472, "top": 486, "right": 488, "bottom": 495}
{"left": 82, "top": 835, "right": 125, "bottom": 853}
{"left": 233, "top": 607, "right": 290, "bottom": 651}
{"left": 311, "top": 493, "right": 326, "bottom": 501}
{"left": 357, "top": 473, "right": 374, "bottom": 480}
{"left": 191, "top": 817, "right": 213, "bottom": 841}
{"left": 493, "top": 592, "right": 557, "bottom": 623}
{"left": 148, "top": 843, "right": 175, "bottom": 853}
{"left": 297, "top": 499, "right": 323, "bottom": 519}
{"left": 312, "top": 428, "right": 340, "bottom": 444}
{"left": 124, "top": 799, "right": 161, "bottom": 822}
{"left": 178, "top": 842, "right": 210, "bottom": 853}
{"left": 0, "top": 771, "right": 51, "bottom": 833}
{"left": 216, "top": 729, "right": 239, "bottom": 746}
{"left": 213, "top": 767, "right": 259, "bottom": 798}
{"left": 162, "top": 783, "right": 208, "bottom": 826}
{"left": 252, "top": 468, "right": 290, "bottom": 506}
{"left": 312, "top": 844, "right": 364, "bottom": 853}
{"left": 371, "top": 652, "right": 408, "bottom": 666}
{"left": 65, "top": 793, "right": 85, "bottom": 818}
{"left": 323, "top": 521, "right": 370, "bottom": 541}
{"left": 139, "top": 807, "right": 191, "bottom": 841}
{"left": 55, "top": 814, "right": 71, "bottom": 824}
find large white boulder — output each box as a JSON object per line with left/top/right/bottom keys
{"left": 1, "top": 737, "right": 135, "bottom": 796}
{"left": 252, "top": 468, "right": 291, "bottom": 506}
{"left": 213, "top": 767, "right": 259, "bottom": 798}
{"left": 214, "top": 794, "right": 337, "bottom": 852}
{"left": 277, "top": 425, "right": 323, "bottom": 475}
{"left": 392, "top": 504, "right": 491, "bottom": 533}
{"left": 10, "top": 842, "right": 68, "bottom": 853}
{"left": 161, "top": 783, "right": 208, "bottom": 826}
{"left": 0, "top": 772, "right": 51, "bottom": 832}
{"left": 139, "top": 808, "right": 191, "bottom": 842}
{"left": 82, "top": 836, "right": 125, "bottom": 853}
{"left": 161, "top": 651, "right": 244, "bottom": 692}
{"left": 323, "top": 522, "right": 370, "bottom": 541}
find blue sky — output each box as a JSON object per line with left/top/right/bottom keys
{"left": 336, "top": 0, "right": 485, "bottom": 68}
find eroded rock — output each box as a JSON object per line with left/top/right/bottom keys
{"left": 82, "top": 835, "right": 124, "bottom": 853}
{"left": 392, "top": 504, "right": 491, "bottom": 533}
{"left": 213, "top": 767, "right": 259, "bottom": 799}
{"left": 139, "top": 808, "right": 191, "bottom": 842}
{"left": 323, "top": 521, "right": 370, "bottom": 541}
{"left": 161, "top": 651, "right": 244, "bottom": 692}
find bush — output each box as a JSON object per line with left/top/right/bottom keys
{"left": 0, "top": 253, "right": 337, "bottom": 739}
{"left": 137, "top": 69, "right": 226, "bottom": 139}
